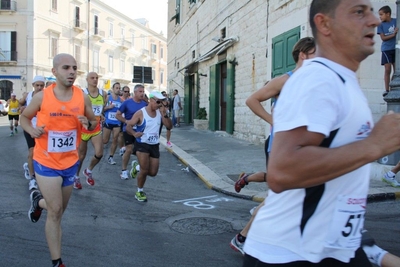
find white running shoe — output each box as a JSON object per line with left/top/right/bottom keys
{"left": 382, "top": 172, "right": 400, "bottom": 188}
{"left": 120, "top": 170, "right": 129, "bottom": 180}
{"left": 107, "top": 156, "right": 116, "bottom": 165}
{"left": 119, "top": 147, "right": 126, "bottom": 156}
{"left": 23, "top": 163, "right": 30, "bottom": 180}
{"left": 28, "top": 179, "right": 38, "bottom": 190}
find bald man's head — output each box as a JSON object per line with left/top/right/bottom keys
{"left": 53, "top": 53, "right": 76, "bottom": 69}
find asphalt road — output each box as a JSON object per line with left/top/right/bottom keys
{"left": 0, "top": 115, "right": 398, "bottom": 267}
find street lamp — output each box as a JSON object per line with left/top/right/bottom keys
{"left": 381, "top": 1, "right": 400, "bottom": 165}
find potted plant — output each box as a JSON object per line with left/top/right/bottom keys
{"left": 193, "top": 107, "right": 209, "bottom": 130}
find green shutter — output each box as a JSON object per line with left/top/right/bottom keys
{"left": 272, "top": 27, "right": 300, "bottom": 78}
{"left": 184, "top": 75, "right": 191, "bottom": 123}
{"left": 226, "top": 62, "right": 235, "bottom": 134}
{"left": 209, "top": 64, "right": 218, "bottom": 131}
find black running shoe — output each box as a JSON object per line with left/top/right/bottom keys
{"left": 28, "top": 190, "right": 43, "bottom": 223}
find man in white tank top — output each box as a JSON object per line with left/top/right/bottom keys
{"left": 126, "top": 91, "right": 172, "bottom": 202}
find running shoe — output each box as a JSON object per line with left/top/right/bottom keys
{"left": 83, "top": 169, "right": 95, "bottom": 186}
{"left": 14, "top": 127, "right": 18, "bottom": 134}
{"left": 120, "top": 170, "right": 129, "bottom": 180}
{"left": 119, "top": 147, "right": 126, "bottom": 156}
{"left": 23, "top": 162, "right": 30, "bottom": 180}
{"left": 382, "top": 172, "right": 400, "bottom": 188}
{"left": 166, "top": 141, "right": 173, "bottom": 148}
{"left": 107, "top": 156, "right": 116, "bottom": 165}
{"left": 73, "top": 176, "right": 82, "bottom": 190}
{"left": 28, "top": 190, "right": 43, "bottom": 223}
{"left": 229, "top": 234, "right": 244, "bottom": 255}
{"left": 10, "top": 132, "right": 13, "bottom": 137}
{"left": 234, "top": 172, "right": 249, "bottom": 193}
{"left": 29, "top": 179, "right": 38, "bottom": 190}
{"left": 135, "top": 191, "right": 147, "bottom": 202}
{"left": 130, "top": 160, "right": 139, "bottom": 179}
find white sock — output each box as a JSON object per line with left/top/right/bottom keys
{"left": 138, "top": 188, "right": 143, "bottom": 192}
{"left": 363, "top": 244, "right": 388, "bottom": 267}
{"left": 136, "top": 165, "right": 140, "bottom": 172}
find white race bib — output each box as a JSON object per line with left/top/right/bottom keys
{"left": 92, "top": 105, "right": 103, "bottom": 116}
{"left": 325, "top": 195, "right": 366, "bottom": 250}
{"left": 48, "top": 130, "right": 77, "bottom": 153}
{"left": 11, "top": 108, "right": 18, "bottom": 113}
{"left": 107, "top": 112, "right": 117, "bottom": 121}
{"left": 145, "top": 132, "right": 159, "bottom": 145}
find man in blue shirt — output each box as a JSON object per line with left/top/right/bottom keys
{"left": 116, "top": 84, "right": 147, "bottom": 179}
{"left": 377, "top": 5, "right": 398, "bottom": 96}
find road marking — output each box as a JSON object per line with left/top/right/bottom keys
{"left": 173, "top": 195, "right": 218, "bottom": 203}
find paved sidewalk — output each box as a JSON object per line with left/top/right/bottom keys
{"left": 160, "top": 123, "right": 400, "bottom": 203}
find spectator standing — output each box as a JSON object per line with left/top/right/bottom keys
{"left": 172, "top": 89, "right": 182, "bottom": 127}
{"left": 377, "top": 5, "right": 398, "bottom": 97}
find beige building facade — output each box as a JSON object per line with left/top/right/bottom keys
{"left": 0, "top": 0, "right": 167, "bottom": 100}
{"left": 167, "top": 0, "right": 394, "bottom": 144}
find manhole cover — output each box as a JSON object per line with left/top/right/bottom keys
{"left": 170, "top": 217, "right": 232, "bottom": 235}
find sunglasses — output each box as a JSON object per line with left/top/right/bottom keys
{"left": 123, "top": 91, "right": 129, "bottom": 93}
{"left": 151, "top": 98, "right": 162, "bottom": 104}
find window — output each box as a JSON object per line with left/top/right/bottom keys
{"left": 94, "top": 15, "right": 99, "bottom": 35}
{"left": 109, "top": 22, "right": 113, "bottom": 37}
{"left": 120, "top": 59, "right": 125, "bottom": 73}
{"left": 121, "top": 27, "right": 125, "bottom": 40}
{"left": 51, "top": 37, "right": 58, "bottom": 58}
{"left": 160, "top": 70, "right": 164, "bottom": 84}
{"left": 188, "top": 0, "right": 196, "bottom": 4}
{"left": 52, "top": 0, "right": 57, "bottom": 11}
{"left": 108, "top": 55, "right": 113, "bottom": 72}
{"left": 160, "top": 47, "right": 164, "bottom": 59}
{"left": 221, "top": 27, "right": 226, "bottom": 39}
{"left": 131, "top": 31, "right": 135, "bottom": 47}
{"left": 93, "top": 50, "right": 99, "bottom": 73}
{"left": 170, "top": 0, "right": 180, "bottom": 25}
{"left": 151, "top": 43, "right": 157, "bottom": 54}
{"left": 0, "top": 31, "right": 17, "bottom": 61}
{"left": 74, "top": 45, "right": 81, "bottom": 66}
{"left": 75, "top": 6, "right": 80, "bottom": 27}
{"left": 141, "top": 34, "right": 146, "bottom": 49}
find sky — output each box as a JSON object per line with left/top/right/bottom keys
{"left": 100, "top": 0, "right": 168, "bottom": 35}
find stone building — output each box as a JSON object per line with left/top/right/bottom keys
{"left": 167, "top": 0, "right": 394, "bottom": 144}
{"left": 0, "top": 0, "right": 167, "bottom": 99}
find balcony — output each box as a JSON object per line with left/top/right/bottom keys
{"left": 0, "top": 0, "right": 16, "bottom": 12}
{"left": 0, "top": 50, "right": 17, "bottom": 64}
{"left": 73, "top": 20, "right": 86, "bottom": 33}
{"left": 77, "top": 62, "right": 87, "bottom": 74}
{"left": 118, "top": 39, "right": 131, "bottom": 50}
{"left": 141, "top": 49, "right": 149, "bottom": 58}
{"left": 91, "top": 29, "right": 105, "bottom": 40}
{"left": 150, "top": 53, "right": 157, "bottom": 61}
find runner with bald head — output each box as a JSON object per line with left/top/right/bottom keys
{"left": 73, "top": 71, "right": 107, "bottom": 189}
{"left": 21, "top": 53, "right": 97, "bottom": 267}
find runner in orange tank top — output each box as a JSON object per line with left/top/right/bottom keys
{"left": 20, "top": 53, "right": 96, "bottom": 267}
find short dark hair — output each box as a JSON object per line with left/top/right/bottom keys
{"left": 309, "top": 0, "right": 342, "bottom": 40}
{"left": 379, "top": 6, "right": 391, "bottom": 15}
{"left": 292, "top": 37, "right": 316, "bottom": 63}
{"left": 112, "top": 82, "right": 120, "bottom": 89}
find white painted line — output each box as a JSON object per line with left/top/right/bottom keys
{"left": 173, "top": 195, "right": 218, "bottom": 203}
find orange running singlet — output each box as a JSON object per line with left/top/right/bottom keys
{"left": 34, "top": 85, "right": 85, "bottom": 170}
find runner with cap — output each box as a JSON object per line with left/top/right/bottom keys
{"left": 126, "top": 91, "right": 172, "bottom": 202}
{"left": 19, "top": 75, "right": 46, "bottom": 190}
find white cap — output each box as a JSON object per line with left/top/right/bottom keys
{"left": 149, "top": 91, "right": 166, "bottom": 100}
{"left": 32, "top": 75, "right": 46, "bottom": 84}
{"left": 11, "top": 93, "right": 16, "bottom": 96}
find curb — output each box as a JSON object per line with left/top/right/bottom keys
{"left": 161, "top": 137, "right": 400, "bottom": 204}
